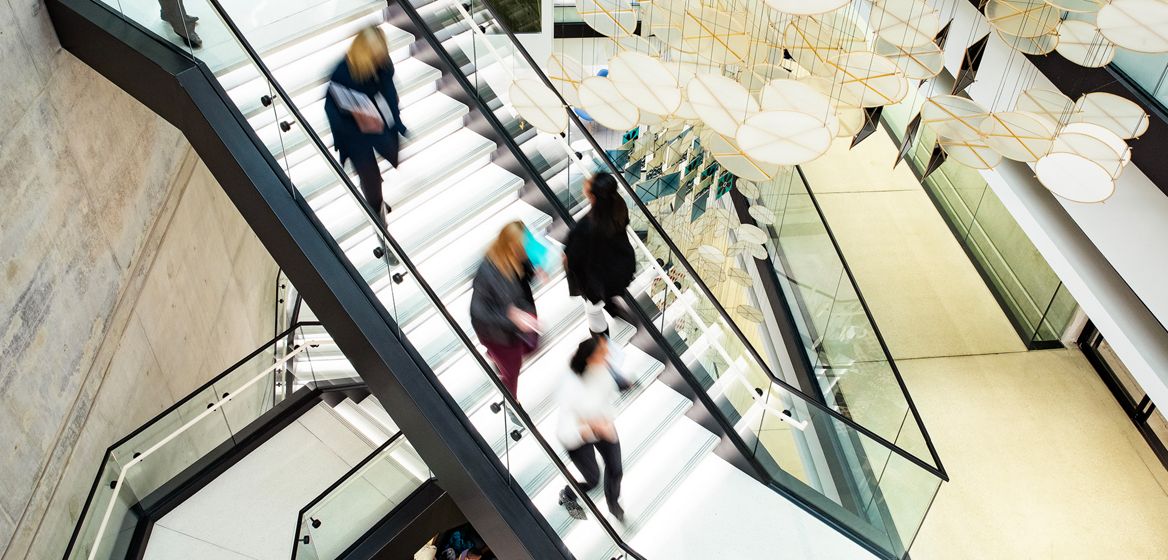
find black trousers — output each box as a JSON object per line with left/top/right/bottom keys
{"left": 158, "top": 0, "right": 187, "bottom": 23}
{"left": 567, "top": 439, "right": 622, "bottom": 509}
{"left": 350, "top": 139, "right": 399, "bottom": 227}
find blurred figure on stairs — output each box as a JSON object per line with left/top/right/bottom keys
{"left": 564, "top": 172, "right": 637, "bottom": 336}
{"left": 557, "top": 335, "right": 626, "bottom": 522}
{"left": 325, "top": 26, "right": 408, "bottom": 228}
{"left": 471, "top": 222, "right": 541, "bottom": 404}
{"left": 159, "top": 0, "right": 201, "bottom": 48}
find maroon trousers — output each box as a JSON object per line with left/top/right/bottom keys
{"left": 483, "top": 336, "right": 538, "bottom": 397}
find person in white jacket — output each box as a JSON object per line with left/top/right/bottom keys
{"left": 556, "top": 336, "right": 626, "bottom": 521}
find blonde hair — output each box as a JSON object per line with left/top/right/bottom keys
{"left": 347, "top": 27, "right": 390, "bottom": 82}
{"left": 486, "top": 222, "right": 527, "bottom": 280}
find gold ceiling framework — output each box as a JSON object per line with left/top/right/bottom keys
{"left": 500, "top": 0, "right": 1159, "bottom": 205}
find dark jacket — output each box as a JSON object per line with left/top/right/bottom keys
{"left": 470, "top": 258, "right": 537, "bottom": 345}
{"left": 324, "top": 59, "right": 407, "bottom": 166}
{"left": 564, "top": 213, "right": 636, "bottom": 301}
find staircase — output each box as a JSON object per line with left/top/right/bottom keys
{"left": 53, "top": 0, "right": 939, "bottom": 557}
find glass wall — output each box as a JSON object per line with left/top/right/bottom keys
{"left": 882, "top": 73, "right": 1080, "bottom": 347}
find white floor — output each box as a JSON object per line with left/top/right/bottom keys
{"left": 145, "top": 405, "right": 373, "bottom": 560}
{"left": 632, "top": 455, "right": 876, "bottom": 560}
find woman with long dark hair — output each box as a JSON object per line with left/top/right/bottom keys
{"left": 564, "top": 172, "right": 637, "bottom": 336}
{"left": 324, "top": 26, "right": 407, "bottom": 228}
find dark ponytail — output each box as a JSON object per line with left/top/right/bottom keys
{"left": 589, "top": 172, "right": 629, "bottom": 237}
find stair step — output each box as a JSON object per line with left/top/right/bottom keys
{"left": 333, "top": 398, "right": 392, "bottom": 446}
{"left": 357, "top": 396, "right": 400, "bottom": 435}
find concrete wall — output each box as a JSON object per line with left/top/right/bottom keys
{"left": 0, "top": 2, "right": 277, "bottom": 557}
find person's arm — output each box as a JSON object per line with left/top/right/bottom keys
{"left": 381, "top": 67, "right": 407, "bottom": 135}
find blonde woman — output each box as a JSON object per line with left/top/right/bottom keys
{"left": 470, "top": 222, "right": 540, "bottom": 398}
{"left": 324, "top": 26, "right": 408, "bottom": 227}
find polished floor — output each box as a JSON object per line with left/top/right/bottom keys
{"left": 800, "top": 131, "right": 1168, "bottom": 558}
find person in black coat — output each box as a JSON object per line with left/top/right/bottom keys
{"left": 325, "top": 26, "right": 407, "bottom": 228}
{"left": 159, "top": 0, "right": 201, "bottom": 48}
{"left": 564, "top": 172, "right": 638, "bottom": 336}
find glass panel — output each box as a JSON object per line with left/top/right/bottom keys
{"left": 298, "top": 438, "right": 430, "bottom": 559}
{"left": 884, "top": 70, "right": 1081, "bottom": 347}
{"left": 68, "top": 328, "right": 314, "bottom": 558}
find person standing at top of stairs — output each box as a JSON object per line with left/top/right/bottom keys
{"left": 325, "top": 26, "right": 408, "bottom": 228}
{"left": 564, "top": 172, "right": 638, "bottom": 337}
{"left": 159, "top": 0, "right": 201, "bottom": 48}
{"left": 470, "top": 222, "right": 542, "bottom": 399}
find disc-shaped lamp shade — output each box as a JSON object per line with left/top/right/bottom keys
{"left": 737, "top": 180, "right": 761, "bottom": 198}
{"left": 1096, "top": 0, "right": 1168, "bottom": 53}
{"left": 1055, "top": 19, "right": 1117, "bottom": 68}
{"left": 680, "top": 7, "right": 752, "bottom": 63}
{"left": 578, "top": 76, "right": 639, "bottom": 130}
{"left": 547, "top": 53, "right": 584, "bottom": 105}
{"left": 869, "top": 0, "right": 944, "bottom": 48}
{"left": 979, "top": 111, "right": 1056, "bottom": 162}
{"left": 921, "top": 94, "right": 988, "bottom": 142}
{"left": 737, "top": 304, "right": 765, "bottom": 323}
{"left": 737, "top": 223, "right": 768, "bottom": 244}
{"left": 697, "top": 244, "right": 726, "bottom": 265}
{"left": 740, "top": 64, "right": 793, "bottom": 94}
{"left": 1071, "top": 91, "right": 1150, "bottom": 139}
{"left": 737, "top": 110, "right": 834, "bottom": 165}
{"left": 760, "top": 79, "right": 839, "bottom": 135}
{"left": 763, "top": 0, "right": 848, "bottom": 16}
{"left": 705, "top": 132, "right": 783, "bottom": 181}
{"left": 608, "top": 51, "right": 682, "bottom": 116}
{"left": 994, "top": 29, "right": 1058, "bottom": 54}
{"left": 688, "top": 73, "right": 760, "bottom": 137}
{"left": 940, "top": 138, "right": 1002, "bottom": 169}
{"left": 1052, "top": 124, "right": 1130, "bottom": 179}
{"left": 986, "top": 0, "right": 1060, "bottom": 38}
{"left": 578, "top": 0, "right": 638, "bottom": 37}
{"left": 875, "top": 38, "right": 945, "bottom": 80}
{"left": 1043, "top": 0, "right": 1104, "bottom": 13}
{"left": 1016, "top": 88, "right": 1074, "bottom": 126}
{"left": 728, "top": 267, "right": 752, "bottom": 286}
{"left": 1035, "top": 152, "right": 1116, "bottom": 202}
{"left": 784, "top": 17, "right": 868, "bottom": 77}
{"left": 829, "top": 52, "right": 909, "bottom": 107}
{"left": 747, "top": 244, "right": 769, "bottom": 260}
{"left": 748, "top": 204, "right": 777, "bottom": 225}
{"left": 510, "top": 79, "right": 569, "bottom": 134}
{"left": 798, "top": 76, "right": 865, "bottom": 136}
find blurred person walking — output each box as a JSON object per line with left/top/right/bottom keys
{"left": 564, "top": 172, "right": 637, "bottom": 336}
{"left": 159, "top": 0, "right": 201, "bottom": 48}
{"left": 556, "top": 336, "right": 626, "bottom": 522}
{"left": 325, "top": 26, "right": 407, "bottom": 228}
{"left": 470, "top": 222, "right": 541, "bottom": 402}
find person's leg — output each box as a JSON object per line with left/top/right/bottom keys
{"left": 158, "top": 0, "right": 201, "bottom": 47}
{"left": 483, "top": 340, "right": 523, "bottom": 398}
{"left": 596, "top": 438, "right": 624, "bottom": 515}
{"left": 584, "top": 297, "right": 609, "bottom": 336}
{"left": 372, "top": 137, "right": 400, "bottom": 214}
{"left": 603, "top": 296, "right": 637, "bottom": 330}
{"left": 351, "top": 150, "right": 386, "bottom": 227}
{"left": 566, "top": 444, "right": 601, "bottom": 492}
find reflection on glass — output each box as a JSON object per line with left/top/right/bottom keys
{"left": 882, "top": 72, "right": 1080, "bottom": 347}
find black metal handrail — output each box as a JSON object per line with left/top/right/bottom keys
{"left": 193, "top": 1, "right": 647, "bottom": 555}
{"left": 290, "top": 431, "right": 409, "bottom": 557}
{"left": 449, "top": 0, "right": 947, "bottom": 481}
